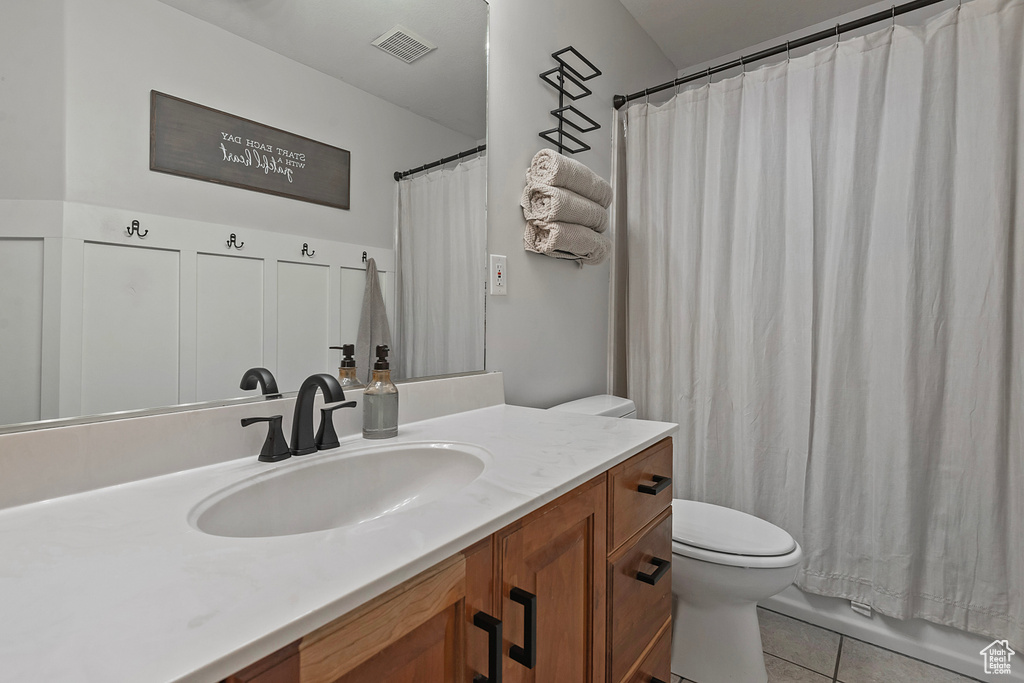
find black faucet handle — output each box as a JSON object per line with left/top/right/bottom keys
{"left": 241, "top": 415, "right": 291, "bottom": 462}
{"left": 315, "top": 401, "right": 358, "bottom": 451}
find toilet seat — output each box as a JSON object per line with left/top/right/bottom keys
{"left": 671, "top": 499, "right": 802, "bottom": 569}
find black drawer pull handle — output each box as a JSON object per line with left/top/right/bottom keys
{"left": 509, "top": 587, "right": 537, "bottom": 669}
{"left": 472, "top": 611, "right": 502, "bottom": 683}
{"left": 637, "top": 475, "right": 671, "bottom": 495}
{"left": 637, "top": 557, "right": 670, "bottom": 585}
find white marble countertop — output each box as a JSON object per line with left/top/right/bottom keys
{"left": 0, "top": 404, "right": 675, "bottom": 683}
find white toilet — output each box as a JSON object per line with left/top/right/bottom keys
{"left": 549, "top": 395, "right": 803, "bottom": 683}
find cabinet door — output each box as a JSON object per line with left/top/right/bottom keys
{"left": 299, "top": 556, "right": 466, "bottom": 683}
{"left": 223, "top": 556, "right": 468, "bottom": 683}
{"left": 328, "top": 602, "right": 461, "bottom": 682}
{"left": 465, "top": 537, "right": 498, "bottom": 683}
{"left": 497, "top": 478, "right": 607, "bottom": 682}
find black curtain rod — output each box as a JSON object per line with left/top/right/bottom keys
{"left": 613, "top": 0, "right": 951, "bottom": 109}
{"left": 394, "top": 144, "right": 486, "bottom": 181}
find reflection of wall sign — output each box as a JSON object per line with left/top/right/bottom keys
{"left": 150, "top": 91, "right": 351, "bottom": 210}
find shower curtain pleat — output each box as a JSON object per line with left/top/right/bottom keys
{"left": 624, "top": 0, "right": 1024, "bottom": 645}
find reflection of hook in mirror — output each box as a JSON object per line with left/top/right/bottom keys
{"left": 226, "top": 233, "right": 244, "bottom": 249}
{"left": 302, "top": 243, "right": 315, "bottom": 258}
{"left": 126, "top": 220, "right": 148, "bottom": 238}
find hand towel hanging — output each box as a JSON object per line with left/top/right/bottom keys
{"left": 356, "top": 258, "right": 393, "bottom": 384}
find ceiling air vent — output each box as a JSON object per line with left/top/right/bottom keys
{"left": 372, "top": 25, "right": 437, "bottom": 64}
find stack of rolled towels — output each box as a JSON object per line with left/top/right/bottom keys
{"left": 521, "top": 149, "right": 613, "bottom": 265}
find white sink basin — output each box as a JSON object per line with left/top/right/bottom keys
{"left": 190, "top": 442, "right": 490, "bottom": 538}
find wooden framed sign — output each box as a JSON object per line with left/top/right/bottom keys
{"left": 150, "top": 91, "right": 351, "bottom": 209}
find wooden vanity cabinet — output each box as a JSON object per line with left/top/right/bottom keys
{"left": 224, "top": 437, "right": 673, "bottom": 683}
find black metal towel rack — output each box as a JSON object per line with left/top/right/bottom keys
{"left": 394, "top": 145, "right": 486, "bottom": 181}
{"left": 539, "top": 46, "right": 602, "bottom": 155}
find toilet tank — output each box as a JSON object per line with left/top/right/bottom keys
{"left": 548, "top": 394, "right": 636, "bottom": 419}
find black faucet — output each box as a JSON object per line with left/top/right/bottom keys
{"left": 239, "top": 367, "right": 281, "bottom": 399}
{"left": 290, "top": 373, "right": 355, "bottom": 456}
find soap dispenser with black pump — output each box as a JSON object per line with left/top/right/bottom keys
{"left": 362, "top": 345, "right": 398, "bottom": 439}
{"left": 330, "top": 344, "right": 364, "bottom": 390}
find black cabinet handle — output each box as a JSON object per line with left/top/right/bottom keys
{"left": 472, "top": 611, "right": 502, "bottom": 683}
{"left": 637, "top": 557, "right": 671, "bottom": 585}
{"left": 509, "top": 587, "right": 537, "bottom": 669}
{"left": 637, "top": 474, "right": 671, "bottom": 495}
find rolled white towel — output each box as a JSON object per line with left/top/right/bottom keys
{"left": 524, "top": 220, "right": 611, "bottom": 265}
{"left": 528, "top": 149, "right": 613, "bottom": 208}
{"left": 521, "top": 184, "right": 608, "bottom": 233}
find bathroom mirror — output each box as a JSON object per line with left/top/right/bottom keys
{"left": 0, "top": 0, "right": 487, "bottom": 431}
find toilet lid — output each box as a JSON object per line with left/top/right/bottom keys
{"left": 671, "top": 499, "right": 797, "bottom": 557}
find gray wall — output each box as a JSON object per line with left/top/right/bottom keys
{"left": 486, "top": 0, "right": 675, "bottom": 407}
{"left": 0, "top": 0, "right": 65, "bottom": 201}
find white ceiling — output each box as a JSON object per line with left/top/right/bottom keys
{"left": 155, "top": 0, "right": 488, "bottom": 140}
{"left": 619, "top": 0, "right": 886, "bottom": 71}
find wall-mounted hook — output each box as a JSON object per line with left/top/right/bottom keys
{"left": 126, "top": 220, "right": 148, "bottom": 238}
{"left": 362, "top": 251, "right": 368, "bottom": 263}
{"left": 302, "top": 243, "right": 315, "bottom": 258}
{"left": 226, "top": 233, "right": 244, "bottom": 249}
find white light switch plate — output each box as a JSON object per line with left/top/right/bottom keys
{"left": 489, "top": 254, "right": 507, "bottom": 295}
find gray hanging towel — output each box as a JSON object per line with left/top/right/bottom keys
{"left": 355, "top": 258, "right": 393, "bottom": 383}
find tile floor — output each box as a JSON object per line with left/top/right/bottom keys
{"left": 669, "top": 608, "right": 984, "bottom": 683}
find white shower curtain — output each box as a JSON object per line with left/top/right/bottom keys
{"left": 396, "top": 155, "right": 486, "bottom": 379}
{"left": 625, "top": 0, "right": 1023, "bottom": 645}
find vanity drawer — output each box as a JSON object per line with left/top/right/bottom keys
{"left": 609, "top": 509, "right": 672, "bottom": 683}
{"left": 625, "top": 621, "right": 672, "bottom": 683}
{"left": 609, "top": 437, "right": 673, "bottom": 551}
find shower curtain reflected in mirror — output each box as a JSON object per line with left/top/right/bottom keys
{"left": 621, "top": 0, "right": 1023, "bottom": 646}
{"left": 395, "top": 155, "right": 486, "bottom": 379}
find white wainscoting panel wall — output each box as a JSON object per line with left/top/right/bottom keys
{"left": 0, "top": 201, "right": 395, "bottom": 424}
{"left": 195, "top": 253, "right": 265, "bottom": 402}
{"left": 0, "top": 238, "right": 45, "bottom": 425}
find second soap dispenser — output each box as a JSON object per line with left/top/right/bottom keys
{"left": 330, "top": 344, "right": 364, "bottom": 390}
{"left": 362, "top": 344, "right": 398, "bottom": 439}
